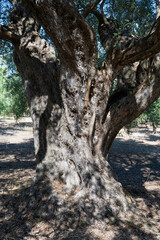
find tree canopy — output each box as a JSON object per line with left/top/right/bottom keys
{"left": 0, "top": 0, "right": 159, "bottom": 125}
{"left": 0, "top": 62, "right": 29, "bottom": 119}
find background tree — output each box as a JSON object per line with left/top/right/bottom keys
{"left": 0, "top": 0, "right": 29, "bottom": 120}
{"left": 0, "top": 62, "right": 29, "bottom": 119}
{"left": 146, "top": 98, "right": 160, "bottom": 132}
{"left": 0, "top": 0, "right": 160, "bottom": 220}
{"left": 126, "top": 97, "right": 160, "bottom": 133}
{"left": 0, "top": 64, "right": 11, "bottom": 115}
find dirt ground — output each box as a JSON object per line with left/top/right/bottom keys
{"left": 0, "top": 117, "right": 160, "bottom": 240}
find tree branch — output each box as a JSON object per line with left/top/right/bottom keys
{"left": 0, "top": 25, "right": 20, "bottom": 43}
{"left": 100, "top": 0, "right": 107, "bottom": 24}
{"left": 92, "top": 9, "right": 104, "bottom": 23}
{"left": 111, "top": 17, "right": 160, "bottom": 66}
{"left": 82, "top": 0, "right": 101, "bottom": 18}
{"left": 101, "top": 55, "right": 160, "bottom": 153}
{"left": 22, "top": 0, "right": 97, "bottom": 75}
{"left": 94, "top": 6, "right": 160, "bottom": 67}
{"left": 156, "top": 0, "right": 160, "bottom": 18}
{"left": 111, "top": 0, "right": 115, "bottom": 18}
{"left": 110, "top": 78, "right": 160, "bottom": 128}
{"left": 93, "top": 9, "right": 119, "bottom": 53}
{"left": 102, "top": 78, "right": 160, "bottom": 154}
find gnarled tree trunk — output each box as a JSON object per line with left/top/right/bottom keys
{"left": 13, "top": 33, "right": 131, "bottom": 218}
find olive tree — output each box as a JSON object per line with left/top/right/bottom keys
{"left": 1, "top": 0, "right": 160, "bottom": 218}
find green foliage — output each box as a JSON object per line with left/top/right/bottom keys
{"left": 0, "top": 63, "right": 29, "bottom": 120}
{"left": 103, "top": 0, "right": 156, "bottom": 37}
{"left": 145, "top": 98, "right": 160, "bottom": 127}
{"left": 0, "top": 0, "right": 159, "bottom": 125}
{"left": 0, "top": 1, "right": 15, "bottom": 70}
{"left": 126, "top": 98, "right": 160, "bottom": 131}
{"left": 0, "top": 66, "right": 11, "bottom": 115}
{"left": 0, "top": 0, "right": 29, "bottom": 120}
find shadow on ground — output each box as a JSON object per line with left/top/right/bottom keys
{"left": 0, "top": 179, "right": 157, "bottom": 240}
{"left": 0, "top": 121, "right": 33, "bottom": 136}
{"left": 109, "top": 137, "right": 160, "bottom": 217}
{"left": 0, "top": 140, "right": 35, "bottom": 163}
{"left": 0, "top": 124, "right": 159, "bottom": 239}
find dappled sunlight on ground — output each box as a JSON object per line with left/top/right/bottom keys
{"left": 0, "top": 118, "right": 160, "bottom": 239}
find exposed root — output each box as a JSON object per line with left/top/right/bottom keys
{"left": 26, "top": 176, "right": 135, "bottom": 225}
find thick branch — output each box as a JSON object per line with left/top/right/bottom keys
{"left": 22, "top": 0, "right": 97, "bottom": 75}
{"left": 93, "top": 10, "right": 119, "bottom": 53}
{"left": 82, "top": 0, "right": 101, "bottom": 18}
{"left": 112, "top": 18, "right": 160, "bottom": 66}
{"left": 92, "top": 9, "right": 105, "bottom": 23}
{"left": 94, "top": 7, "right": 160, "bottom": 67}
{"left": 100, "top": 0, "right": 107, "bottom": 23}
{"left": 101, "top": 78, "right": 160, "bottom": 154}
{"left": 101, "top": 56, "right": 160, "bottom": 153}
{"left": 113, "top": 82, "right": 160, "bottom": 125}
{"left": 0, "top": 25, "right": 19, "bottom": 43}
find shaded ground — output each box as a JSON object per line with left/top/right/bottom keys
{"left": 0, "top": 117, "right": 159, "bottom": 240}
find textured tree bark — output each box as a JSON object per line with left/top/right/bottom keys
{"left": 13, "top": 37, "right": 133, "bottom": 218}
{"left": 1, "top": 0, "right": 160, "bottom": 220}
{"left": 10, "top": 16, "right": 132, "bottom": 218}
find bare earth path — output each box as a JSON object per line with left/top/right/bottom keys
{"left": 0, "top": 117, "right": 160, "bottom": 240}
